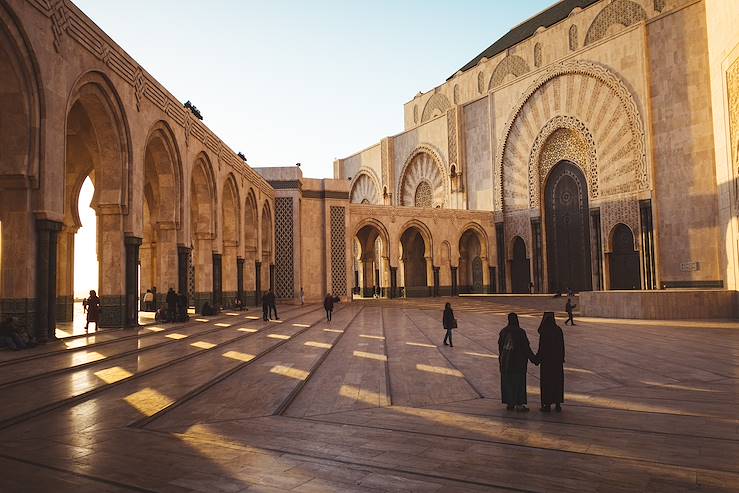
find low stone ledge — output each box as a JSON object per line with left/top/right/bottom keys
{"left": 579, "top": 290, "right": 738, "bottom": 319}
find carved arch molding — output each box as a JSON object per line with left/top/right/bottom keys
{"left": 397, "top": 145, "right": 449, "bottom": 208}
{"left": 496, "top": 60, "right": 649, "bottom": 213}
{"left": 350, "top": 168, "right": 381, "bottom": 205}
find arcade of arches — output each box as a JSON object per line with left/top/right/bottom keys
{"left": 3, "top": 0, "right": 739, "bottom": 342}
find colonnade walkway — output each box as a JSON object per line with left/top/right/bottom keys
{"left": 0, "top": 298, "right": 737, "bottom": 492}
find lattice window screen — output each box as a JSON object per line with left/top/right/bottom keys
{"left": 274, "top": 197, "right": 294, "bottom": 298}
{"left": 330, "top": 206, "right": 347, "bottom": 295}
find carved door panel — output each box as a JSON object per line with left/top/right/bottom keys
{"left": 472, "top": 256, "right": 483, "bottom": 293}
{"left": 511, "top": 237, "right": 531, "bottom": 293}
{"left": 609, "top": 224, "right": 640, "bottom": 290}
{"left": 545, "top": 161, "right": 592, "bottom": 292}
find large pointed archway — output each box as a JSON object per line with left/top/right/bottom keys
{"left": 544, "top": 160, "right": 592, "bottom": 292}
{"left": 399, "top": 221, "right": 433, "bottom": 297}
{"left": 190, "top": 153, "right": 216, "bottom": 312}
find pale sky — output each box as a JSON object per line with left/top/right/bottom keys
{"left": 71, "top": 0, "right": 553, "bottom": 297}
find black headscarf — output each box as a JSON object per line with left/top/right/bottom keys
{"left": 536, "top": 311, "right": 565, "bottom": 364}
{"left": 506, "top": 312, "right": 520, "bottom": 329}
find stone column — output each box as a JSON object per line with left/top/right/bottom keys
{"left": 362, "top": 258, "right": 374, "bottom": 297}
{"left": 177, "top": 245, "right": 191, "bottom": 300}
{"left": 481, "top": 256, "right": 490, "bottom": 293}
{"left": 98, "top": 211, "right": 126, "bottom": 328}
{"left": 433, "top": 266, "right": 440, "bottom": 297}
{"left": 35, "top": 219, "right": 62, "bottom": 342}
{"left": 56, "top": 227, "right": 77, "bottom": 322}
{"left": 193, "top": 234, "right": 213, "bottom": 313}
{"left": 488, "top": 266, "right": 497, "bottom": 293}
{"left": 125, "top": 236, "right": 142, "bottom": 327}
{"left": 156, "top": 222, "right": 178, "bottom": 294}
{"left": 425, "top": 256, "right": 434, "bottom": 297}
{"left": 237, "top": 257, "right": 245, "bottom": 303}
{"left": 212, "top": 253, "right": 222, "bottom": 309}
{"left": 451, "top": 266, "right": 458, "bottom": 296}
{"left": 380, "top": 256, "right": 390, "bottom": 298}
{"left": 255, "top": 260, "right": 262, "bottom": 305}
{"left": 390, "top": 266, "right": 397, "bottom": 299}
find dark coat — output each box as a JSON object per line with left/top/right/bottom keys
{"left": 536, "top": 314, "right": 565, "bottom": 404}
{"left": 166, "top": 289, "right": 177, "bottom": 308}
{"left": 498, "top": 324, "right": 536, "bottom": 374}
{"left": 324, "top": 296, "right": 334, "bottom": 311}
{"left": 85, "top": 295, "right": 101, "bottom": 322}
{"left": 442, "top": 308, "right": 455, "bottom": 330}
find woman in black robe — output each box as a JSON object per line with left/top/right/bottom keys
{"left": 536, "top": 311, "right": 565, "bottom": 412}
{"left": 442, "top": 302, "right": 455, "bottom": 347}
{"left": 498, "top": 313, "right": 538, "bottom": 412}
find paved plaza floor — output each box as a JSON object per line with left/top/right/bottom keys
{"left": 0, "top": 297, "right": 738, "bottom": 492}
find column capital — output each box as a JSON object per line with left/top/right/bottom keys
{"left": 35, "top": 218, "right": 63, "bottom": 232}
{"left": 125, "top": 235, "right": 143, "bottom": 246}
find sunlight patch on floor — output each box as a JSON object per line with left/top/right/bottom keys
{"left": 267, "top": 334, "right": 290, "bottom": 340}
{"left": 304, "top": 341, "right": 332, "bottom": 349}
{"left": 166, "top": 333, "right": 188, "bottom": 340}
{"left": 353, "top": 350, "right": 387, "bottom": 361}
{"left": 270, "top": 365, "right": 309, "bottom": 380}
{"left": 124, "top": 387, "right": 173, "bottom": 416}
{"left": 190, "top": 341, "right": 216, "bottom": 350}
{"left": 94, "top": 366, "right": 133, "bottom": 383}
{"left": 416, "top": 364, "right": 464, "bottom": 378}
{"left": 222, "top": 351, "right": 254, "bottom": 362}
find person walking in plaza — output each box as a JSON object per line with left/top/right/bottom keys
{"left": 262, "top": 291, "right": 270, "bottom": 321}
{"left": 267, "top": 290, "right": 279, "bottom": 320}
{"left": 536, "top": 311, "right": 565, "bottom": 412}
{"left": 498, "top": 312, "right": 538, "bottom": 412}
{"left": 565, "top": 297, "right": 576, "bottom": 326}
{"left": 324, "top": 292, "right": 335, "bottom": 321}
{"left": 83, "top": 289, "right": 101, "bottom": 332}
{"left": 442, "top": 302, "right": 456, "bottom": 347}
{"left": 143, "top": 289, "right": 154, "bottom": 311}
{"left": 166, "top": 287, "right": 177, "bottom": 323}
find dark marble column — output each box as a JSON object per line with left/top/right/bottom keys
{"left": 177, "top": 246, "right": 191, "bottom": 300}
{"left": 269, "top": 264, "right": 275, "bottom": 292}
{"left": 35, "top": 219, "right": 63, "bottom": 343}
{"left": 488, "top": 266, "right": 497, "bottom": 293}
{"left": 212, "top": 253, "right": 222, "bottom": 309}
{"left": 389, "top": 267, "right": 397, "bottom": 299}
{"left": 125, "top": 236, "right": 142, "bottom": 327}
{"left": 433, "top": 267, "right": 440, "bottom": 297}
{"left": 451, "top": 266, "right": 458, "bottom": 296}
{"left": 236, "top": 257, "right": 245, "bottom": 303}
{"left": 255, "top": 260, "right": 262, "bottom": 305}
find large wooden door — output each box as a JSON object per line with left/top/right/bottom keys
{"left": 545, "top": 161, "right": 592, "bottom": 292}
{"left": 511, "top": 237, "right": 530, "bottom": 293}
{"left": 471, "top": 256, "right": 483, "bottom": 293}
{"left": 609, "top": 224, "right": 640, "bottom": 290}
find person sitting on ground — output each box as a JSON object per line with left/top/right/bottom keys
{"left": 155, "top": 306, "right": 168, "bottom": 322}
{"left": 0, "top": 317, "right": 20, "bottom": 350}
{"left": 200, "top": 301, "right": 215, "bottom": 316}
{"left": 442, "top": 302, "right": 457, "bottom": 347}
{"left": 233, "top": 297, "right": 244, "bottom": 311}
{"left": 498, "top": 313, "right": 539, "bottom": 412}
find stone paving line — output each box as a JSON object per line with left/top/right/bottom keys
{"left": 1, "top": 298, "right": 739, "bottom": 492}
{"left": 0, "top": 305, "right": 305, "bottom": 387}
{"left": 0, "top": 304, "right": 325, "bottom": 430}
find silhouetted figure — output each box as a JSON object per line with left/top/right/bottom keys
{"left": 536, "top": 312, "right": 565, "bottom": 412}
{"left": 83, "top": 290, "right": 101, "bottom": 332}
{"left": 267, "top": 290, "right": 279, "bottom": 320}
{"left": 498, "top": 313, "right": 538, "bottom": 412}
{"left": 143, "top": 289, "right": 154, "bottom": 311}
{"left": 166, "top": 288, "right": 177, "bottom": 323}
{"left": 151, "top": 286, "right": 158, "bottom": 310}
{"left": 442, "top": 302, "right": 456, "bottom": 347}
{"left": 300, "top": 287, "right": 305, "bottom": 305}
{"left": 262, "top": 291, "right": 270, "bottom": 321}
{"left": 565, "top": 298, "right": 576, "bottom": 326}
{"left": 233, "top": 297, "right": 244, "bottom": 311}
{"left": 200, "top": 301, "right": 215, "bottom": 316}
{"left": 176, "top": 292, "right": 189, "bottom": 322}
{"left": 324, "top": 293, "right": 335, "bottom": 321}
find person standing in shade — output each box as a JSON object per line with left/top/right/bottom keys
{"left": 166, "top": 287, "right": 177, "bottom": 323}
{"left": 442, "top": 302, "right": 456, "bottom": 347}
{"left": 262, "top": 291, "right": 270, "bottom": 321}
{"left": 143, "top": 289, "right": 154, "bottom": 311}
{"left": 498, "top": 313, "right": 538, "bottom": 412}
{"left": 84, "top": 290, "right": 101, "bottom": 332}
{"left": 300, "top": 287, "right": 305, "bottom": 305}
{"left": 536, "top": 311, "right": 565, "bottom": 412}
{"left": 324, "top": 292, "right": 335, "bottom": 321}
{"left": 565, "top": 297, "right": 576, "bottom": 326}
{"left": 267, "top": 290, "right": 279, "bottom": 320}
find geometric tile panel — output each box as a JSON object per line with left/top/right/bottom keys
{"left": 275, "top": 197, "right": 294, "bottom": 299}
{"left": 330, "top": 206, "right": 347, "bottom": 296}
